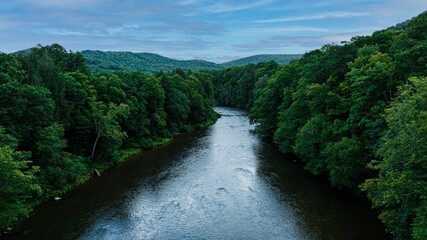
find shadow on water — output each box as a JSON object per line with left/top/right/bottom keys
{"left": 254, "top": 142, "right": 388, "bottom": 239}
{"left": 1, "top": 107, "right": 387, "bottom": 240}
{"left": 1, "top": 130, "right": 211, "bottom": 240}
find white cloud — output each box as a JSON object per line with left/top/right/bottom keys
{"left": 17, "top": 0, "right": 108, "bottom": 8}
{"left": 232, "top": 30, "right": 376, "bottom": 51}
{"left": 254, "top": 11, "right": 371, "bottom": 23}
{"left": 34, "top": 29, "right": 86, "bottom": 36}
{"left": 233, "top": 26, "right": 329, "bottom": 37}
{"left": 177, "top": 0, "right": 201, "bottom": 6}
{"left": 1, "top": 0, "right": 426, "bottom": 61}
{"left": 202, "top": 0, "right": 276, "bottom": 14}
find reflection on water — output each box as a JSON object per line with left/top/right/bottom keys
{"left": 2, "top": 107, "right": 387, "bottom": 240}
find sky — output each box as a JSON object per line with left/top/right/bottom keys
{"left": 1, "top": 0, "right": 426, "bottom": 63}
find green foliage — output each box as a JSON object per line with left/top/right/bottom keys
{"left": 59, "top": 71, "right": 95, "bottom": 156}
{"left": 34, "top": 123, "right": 67, "bottom": 168}
{"left": 0, "top": 53, "right": 26, "bottom": 84}
{"left": 251, "top": 62, "right": 300, "bottom": 138}
{"left": 293, "top": 114, "right": 329, "bottom": 175}
{"left": 33, "top": 123, "right": 87, "bottom": 193}
{"left": 208, "top": 11, "right": 427, "bottom": 239}
{"left": 81, "top": 50, "right": 300, "bottom": 74}
{"left": 407, "top": 11, "right": 427, "bottom": 40}
{"left": 81, "top": 50, "right": 222, "bottom": 74}
{"left": 161, "top": 74, "right": 191, "bottom": 131}
{"left": 220, "top": 54, "right": 302, "bottom": 68}
{"left": 274, "top": 76, "right": 310, "bottom": 152}
{"left": 212, "top": 61, "right": 280, "bottom": 111}
{"left": 90, "top": 101, "right": 130, "bottom": 162}
{"left": 0, "top": 81, "right": 55, "bottom": 150}
{"left": 141, "top": 75, "right": 168, "bottom": 139}
{"left": 323, "top": 137, "right": 365, "bottom": 189}
{"left": 0, "top": 44, "right": 219, "bottom": 230}
{"left": 362, "top": 77, "right": 427, "bottom": 239}
{"left": 0, "top": 129, "right": 40, "bottom": 230}
{"left": 1, "top": 11, "right": 425, "bottom": 238}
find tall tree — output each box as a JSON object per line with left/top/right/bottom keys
{"left": 90, "top": 102, "right": 130, "bottom": 160}
{"left": 362, "top": 77, "right": 427, "bottom": 240}
{"left": 0, "top": 127, "right": 40, "bottom": 229}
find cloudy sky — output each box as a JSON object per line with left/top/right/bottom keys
{"left": 1, "top": 0, "right": 426, "bottom": 63}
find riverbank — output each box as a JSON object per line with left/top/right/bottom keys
{"left": 1, "top": 107, "right": 386, "bottom": 240}
{"left": 1, "top": 112, "right": 219, "bottom": 236}
{"left": 0, "top": 45, "right": 223, "bottom": 232}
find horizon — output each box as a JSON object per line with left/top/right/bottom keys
{"left": 1, "top": 1, "right": 426, "bottom": 63}
{"left": 79, "top": 50, "right": 302, "bottom": 64}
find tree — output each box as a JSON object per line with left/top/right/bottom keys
{"left": 0, "top": 127, "right": 40, "bottom": 229}
{"left": 186, "top": 75, "right": 211, "bottom": 125}
{"left": 322, "top": 137, "right": 365, "bottom": 189}
{"left": 59, "top": 71, "right": 95, "bottom": 156}
{"left": 0, "top": 53, "right": 26, "bottom": 84}
{"left": 362, "top": 77, "right": 427, "bottom": 240}
{"left": 250, "top": 62, "right": 300, "bottom": 138}
{"left": 33, "top": 123, "right": 87, "bottom": 192}
{"left": 274, "top": 76, "right": 310, "bottom": 153}
{"left": 160, "top": 74, "right": 190, "bottom": 131}
{"left": 35, "top": 123, "right": 67, "bottom": 168}
{"left": 407, "top": 11, "right": 427, "bottom": 40}
{"left": 293, "top": 114, "right": 329, "bottom": 175}
{"left": 320, "top": 49, "right": 397, "bottom": 189}
{"left": 90, "top": 101, "right": 130, "bottom": 160}
{"left": 141, "top": 76, "right": 168, "bottom": 139}
{"left": 0, "top": 81, "right": 55, "bottom": 151}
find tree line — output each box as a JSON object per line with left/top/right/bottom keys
{"left": 207, "top": 11, "right": 427, "bottom": 240}
{"left": 80, "top": 50, "right": 222, "bottom": 74}
{"left": 79, "top": 50, "right": 301, "bottom": 75}
{"left": 0, "top": 44, "right": 218, "bottom": 230}
{"left": 1, "top": 11, "right": 426, "bottom": 240}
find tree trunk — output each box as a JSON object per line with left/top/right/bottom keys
{"left": 91, "top": 134, "right": 101, "bottom": 159}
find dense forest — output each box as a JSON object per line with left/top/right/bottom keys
{"left": 0, "top": 44, "right": 218, "bottom": 231}
{"left": 1, "top": 10, "right": 426, "bottom": 240}
{"left": 208, "top": 11, "right": 427, "bottom": 240}
{"left": 81, "top": 50, "right": 222, "bottom": 74}
{"left": 80, "top": 50, "right": 301, "bottom": 74}
{"left": 219, "top": 54, "right": 302, "bottom": 68}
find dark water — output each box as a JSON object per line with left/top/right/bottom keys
{"left": 2, "top": 107, "right": 387, "bottom": 240}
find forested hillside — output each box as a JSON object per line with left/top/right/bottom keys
{"left": 0, "top": 44, "right": 218, "bottom": 230}
{"left": 220, "top": 54, "right": 302, "bottom": 68}
{"left": 80, "top": 50, "right": 301, "bottom": 74}
{"left": 81, "top": 50, "right": 222, "bottom": 74}
{"left": 207, "top": 11, "right": 427, "bottom": 240}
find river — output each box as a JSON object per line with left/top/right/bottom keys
{"left": 2, "top": 107, "right": 387, "bottom": 240}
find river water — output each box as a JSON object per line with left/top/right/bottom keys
{"left": 2, "top": 107, "right": 387, "bottom": 240}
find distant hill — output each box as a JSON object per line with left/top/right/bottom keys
{"left": 81, "top": 50, "right": 222, "bottom": 74}
{"left": 80, "top": 50, "right": 302, "bottom": 74}
{"left": 13, "top": 48, "right": 302, "bottom": 73}
{"left": 220, "top": 54, "right": 302, "bottom": 68}
{"left": 13, "top": 48, "right": 33, "bottom": 56}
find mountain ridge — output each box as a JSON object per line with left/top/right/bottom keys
{"left": 13, "top": 48, "right": 303, "bottom": 74}
{"left": 220, "top": 54, "right": 302, "bottom": 67}
{"left": 80, "top": 50, "right": 302, "bottom": 73}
